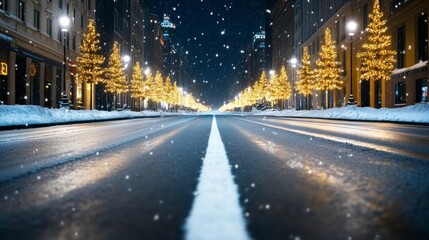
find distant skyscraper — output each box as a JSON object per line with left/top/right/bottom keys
{"left": 161, "top": 15, "right": 179, "bottom": 82}
{"left": 244, "top": 31, "right": 266, "bottom": 87}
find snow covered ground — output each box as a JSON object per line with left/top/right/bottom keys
{"left": 1, "top": 103, "right": 428, "bottom": 128}
{"left": 250, "top": 103, "right": 429, "bottom": 124}
{"left": 0, "top": 105, "right": 174, "bottom": 127}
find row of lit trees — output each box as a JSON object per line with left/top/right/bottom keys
{"left": 75, "top": 19, "right": 210, "bottom": 112}
{"left": 221, "top": 0, "right": 395, "bottom": 111}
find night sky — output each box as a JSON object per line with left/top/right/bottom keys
{"left": 151, "top": 0, "right": 265, "bottom": 108}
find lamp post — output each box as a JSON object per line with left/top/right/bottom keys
{"left": 59, "top": 16, "right": 70, "bottom": 108}
{"left": 347, "top": 21, "right": 357, "bottom": 105}
{"left": 122, "top": 55, "right": 130, "bottom": 109}
{"left": 290, "top": 57, "right": 298, "bottom": 109}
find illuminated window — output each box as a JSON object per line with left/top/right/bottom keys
{"left": 416, "top": 79, "right": 427, "bottom": 103}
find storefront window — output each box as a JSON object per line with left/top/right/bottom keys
{"left": 416, "top": 79, "right": 428, "bottom": 103}
{"left": 395, "top": 81, "right": 406, "bottom": 104}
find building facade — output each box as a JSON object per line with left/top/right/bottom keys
{"left": 146, "top": 13, "right": 163, "bottom": 73}
{"left": 95, "top": 0, "right": 146, "bottom": 110}
{"left": 244, "top": 31, "right": 266, "bottom": 87}
{"left": 269, "top": 0, "right": 428, "bottom": 109}
{"left": 0, "top": 0, "right": 95, "bottom": 108}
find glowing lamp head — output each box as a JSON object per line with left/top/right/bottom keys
{"left": 347, "top": 21, "right": 358, "bottom": 36}
{"left": 122, "top": 55, "right": 131, "bottom": 63}
{"left": 290, "top": 57, "right": 298, "bottom": 68}
{"left": 59, "top": 16, "right": 70, "bottom": 31}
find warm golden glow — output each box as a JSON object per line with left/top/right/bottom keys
{"left": 357, "top": 0, "right": 396, "bottom": 82}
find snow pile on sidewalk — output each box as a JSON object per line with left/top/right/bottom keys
{"left": 0, "top": 105, "right": 165, "bottom": 127}
{"left": 252, "top": 104, "right": 429, "bottom": 123}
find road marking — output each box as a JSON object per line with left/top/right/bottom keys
{"left": 237, "top": 117, "right": 429, "bottom": 161}
{"left": 185, "top": 116, "right": 250, "bottom": 240}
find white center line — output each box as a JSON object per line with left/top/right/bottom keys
{"left": 185, "top": 116, "right": 250, "bottom": 240}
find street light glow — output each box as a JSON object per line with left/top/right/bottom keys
{"left": 122, "top": 55, "right": 131, "bottom": 63}
{"left": 59, "top": 16, "right": 70, "bottom": 31}
{"left": 347, "top": 21, "right": 358, "bottom": 36}
{"left": 290, "top": 57, "right": 298, "bottom": 68}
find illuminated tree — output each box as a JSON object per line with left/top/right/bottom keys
{"left": 76, "top": 19, "right": 105, "bottom": 110}
{"left": 277, "top": 66, "right": 292, "bottom": 109}
{"left": 164, "top": 76, "right": 173, "bottom": 109}
{"left": 105, "top": 41, "right": 127, "bottom": 109}
{"left": 357, "top": 0, "right": 396, "bottom": 105}
{"left": 254, "top": 71, "right": 269, "bottom": 101}
{"left": 296, "top": 47, "right": 315, "bottom": 110}
{"left": 315, "top": 28, "right": 343, "bottom": 109}
{"left": 130, "top": 61, "right": 145, "bottom": 110}
{"left": 171, "top": 81, "right": 179, "bottom": 110}
{"left": 266, "top": 73, "right": 279, "bottom": 105}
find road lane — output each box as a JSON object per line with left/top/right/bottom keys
{"left": 0, "top": 116, "right": 212, "bottom": 240}
{"left": 217, "top": 116, "right": 429, "bottom": 240}
{"left": 1, "top": 115, "right": 428, "bottom": 240}
{"left": 239, "top": 116, "right": 429, "bottom": 160}
{"left": 0, "top": 116, "right": 195, "bottom": 181}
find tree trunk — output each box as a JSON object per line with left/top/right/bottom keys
{"left": 325, "top": 90, "right": 329, "bottom": 109}
{"left": 89, "top": 83, "right": 92, "bottom": 110}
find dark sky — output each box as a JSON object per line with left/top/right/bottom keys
{"left": 151, "top": 0, "right": 265, "bottom": 108}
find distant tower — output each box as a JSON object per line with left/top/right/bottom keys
{"left": 160, "top": 14, "right": 178, "bottom": 83}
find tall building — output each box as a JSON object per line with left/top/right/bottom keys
{"left": 146, "top": 14, "right": 164, "bottom": 73}
{"left": 244, "top": 31, "right": 266, "bottom": 87}
{"left": 160, "top": 14, "right": 191, "bottom": 91}
{"left": 265, "top": 0, "right": 277, "bottom": 71}
{"left": 96, "top": 0, "right": 146, "bottom": 109}
{"left": 271, "top": 0, "right": 295, "bottom": 70}
{"left": 160, "top": 15, "right": 178, "bottom": 82}
{"left": 0, "top": 0, "right": 95, "bottom": 108}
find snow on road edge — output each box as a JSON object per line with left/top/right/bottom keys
{"left": 185, "top": 116, "right": 250, "bottom": 240}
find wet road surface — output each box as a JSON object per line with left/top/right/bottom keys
{"left": 0, "top": 115, "right": 428, "bottom": 240}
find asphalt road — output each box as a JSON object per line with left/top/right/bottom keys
{"left": 0, "top": 115, "right": 428, "bottom": 240}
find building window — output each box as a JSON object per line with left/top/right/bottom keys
{"left": 342, "top": 50, "right": 346, "bottom": 76}
{"left": 395, "top": 81, "right": 406, "bottom": 104}
{"left": 58, "top": 26, "right": 62, "bottom": 42}
{"left": 81, "top": 15, "right": 84, "bottom": 28}
{"left": 33, "top": 9, "right": 40, "bottom": 30}
{"left": 72, "top": 35, "right": 76, "bottom": 50}
{"left": 397, "top": 25, "right": 406, "bottom": 68}
{"left": 59, "top": 0, "right": 63, "bottom": 9}
{"left": 416, "top": 79, "right": 428, "bottom": 103}
{"left": 47, "top": 18, "right": 52, "bottom": 37}
{"left": 417, "top": 13, "right": 428, "bottom": 62}
{"left": 363, "top": 4, "right": 368, "bottom": 30}
{"left": 0, "top": 0, "right": 8, "bottom": 11}
{"left": 17, "top": 1, "right": 25, "bottom": 22}
{"left": 336, "top": 20, "right": 340, "bottom": 43}
{"left": 88, "top": 0, "right": 91, "bottom": 10}
{"left": 66, "top": 3, "right": 69, "bottom": 15}
{"left": 73, "top": 8, "right": 76, "bottom": 23}
{"left": 66, "top": 32, "right": 70, "bottom": 48}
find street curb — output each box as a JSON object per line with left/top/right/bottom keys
{"left": 0, "top": 115, "right": 167, "bottom": 131}
{"left": 249, "top": 115, "right": 429, "bottom": 126}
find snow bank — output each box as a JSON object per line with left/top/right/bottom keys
{"left": 0, "top": 105, "right": 167, "bottom": 127}
{"left": 252, "top": 104, "right": 429, "bottom": 123}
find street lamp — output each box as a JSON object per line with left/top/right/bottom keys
{"left": 290, "top": 57, "right": 298, "bottom": 109}
{"left": 347, "top": 21, "right": 357, "bottom": 105}
{"left": 122, "top": 55, "right": 131, "bottom": 109}
{"left": 59, "top": 16, "right": 70, "bottom": 107}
